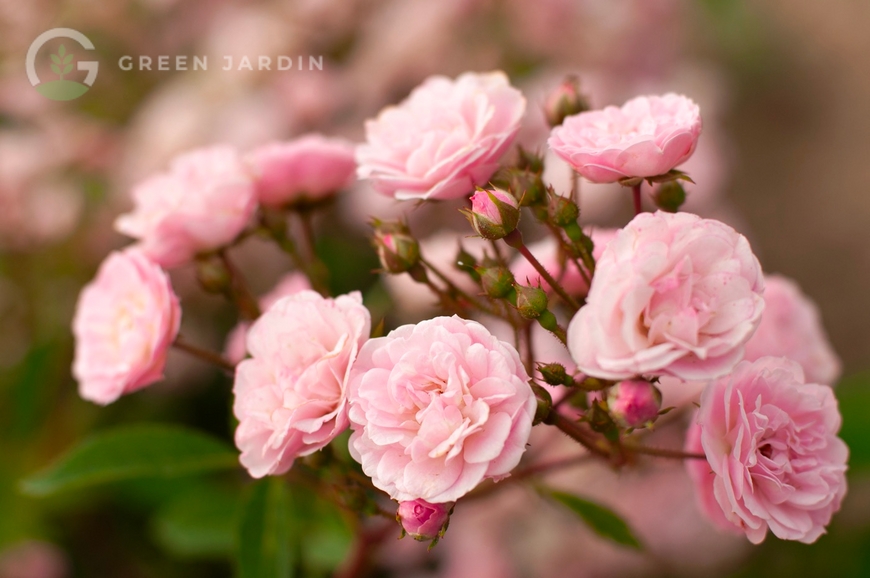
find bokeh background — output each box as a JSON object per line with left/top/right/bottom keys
{"left": 1, "top": 0, "right": 869, "bottom": 577}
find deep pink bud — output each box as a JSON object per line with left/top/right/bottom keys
{"left": 607, "top": 380, "right": 662, "bottom": 428}
{"left": 397, "top": 499, "right": 451, "bottom": 541}
{"left": 465, "top": 188, "right": 519, "bottom": 240}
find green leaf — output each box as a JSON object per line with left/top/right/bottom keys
{"left": 20, "top": 424, "right": 239, "bottom": 496}
{"left": 152, "top": 485, "right": 241, "bottom": 558}
{"left": 58, "top": 44, "right": 66, "bottom": 57}
{"left": 836, "top": 371, "right": 870, "bottom": 472}
{"left": 62, "top": 63, "right": 73, "bottom": 75}
{"left": 544, "top": 489, "right": 642, "bottom": 549}
{"left": 237, "top": 478, "right": 294, "bottom": 578}
{"left": 50, "top": 63, "right": 61, "bottom": 76}
{"left": 62, "top": 53, "right": 73, "bottom": 64}
{"left": 50, "top": 54, "right": 61, "bottom": 64}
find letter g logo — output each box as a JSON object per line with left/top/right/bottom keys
{"left": 27, "top": 28, "right": 98, "bottom": 101}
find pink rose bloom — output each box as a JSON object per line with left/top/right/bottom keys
{"left": 356, "top": 71, "right": 526, "bottom": 201}
{"left": 744, "top": 274, "right": 841, "bottom": 385}
{"left": 115, "top": 146, "right": 258, "bottom": 268}
{"left": 72, "top": 250, "right": 181, "bottom": 405}
{"left": 223, "top": 273, "right": 312, "bottom": 365}
{"left": 245, "top": 134, "right": 357, "bottom": 207}
{"left": 510, "top": 227, "right": 617, "bottom": 296}
{"left": 689, "top": 357, "right": 848, "bottom": 544}
{"left": 348, "top": 316, "right": 536, "bottom": 503}
{"left": 567, "top": 211, "right": 764, "bottom": 381}
{"left": 548, "top": 93, "right": 702, "bottom": 183}
{"left": 397, "top": 499, "right": 452, "bottom": 541}
{"left": 233, "top": 291, "right": 371, "bottom": 477}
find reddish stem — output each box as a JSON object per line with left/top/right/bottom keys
{"left": 632, "top": 183, "right": 642, "bottom": 215}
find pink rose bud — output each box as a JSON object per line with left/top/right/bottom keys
{"left": 245, "top": 134, "right": 356, "bottom": 208}
{"left": 397, "top": 499, "right": 451, "bottom": 541}
{"left": 465, "top": 188, "right": 519, "bottom": 240}
{"left": 372, "top": 221, "right": 420, "bottom": 274}
{"left": 72, "top": 249, "right": 181, "bottom": 405}
{"left": 114, "top": 146, "right": 257, "bottom": 268}
{"left": 357, "top": 71, "right": 526, "bottom": 201}
{"left": 544, "top": 75, "right": 590, "bottom": 127}
{"left": 606, "top": 380, "right": 662, "bottom": 429}
{"left": 548, "top": 93, "right": 702, "bottom": 184}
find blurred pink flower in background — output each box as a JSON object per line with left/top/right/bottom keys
{"left": 223, "top": 272, "right": 312, "bottom": 365}
{"left": 115, "top": 146, "right": 257, "bottom": 268}
{"left": 233, "top": 291, "right": 370, "bottom": 477}
{"left": 348, "top": 316, "right": 536, "bottom": 502}
{"left": 690, "top": 357, "right": 848, "bottom": 544}
{"left": 510, "top": 227, "right": 617, "bottom": 295}
{"left": 549, "top": 93, "right": 701, "bottom": 183}
{"left": 356, "top": 71, "right": 526, "bottom": 200}
{"left": 72, "top": 249, "right": 181, "bottom": 405}
{"left": 568, "top": 211, "right": 764, "bottom": 381}
{"left": 0, "top": 541, "right": 69, "bottom": 578}
{"left": 245, "top": 134, "right": 356, "bottom": 207}
{"left": 743, "top": 274, "right": 842, "bottom": 385}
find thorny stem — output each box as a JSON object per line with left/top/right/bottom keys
{"left": 172, "top": 337, "right": 235, "bottom": 373}
{"left": 627, "top": 445, "right": 707, "bottom": 460}
{"left": 296, "top": 209, "right": 331, "bottom": 295}
{"left": 504, "top": 230, "right": 581, "bottom": 312}
{"left": 419, "top": 256, "right": 503, "bottom": 318}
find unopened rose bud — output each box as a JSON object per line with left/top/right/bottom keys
{"left": 397, "top": 499, "right": 451, "bottom": 541}
{"left": 544, "top": 76, "right": 590, "bottom": 127}
{"left": 464, "top": 188, "right": 520, "bottom": 240}
{"left": 652, "top": 180, "right": 687, "bottom": 213}
{"left": 548, "top": 192, "right": 580, "bottom": 227}
{"left": 196, "top": 258, "right": 231, "bottom": 294}
{"left": 607, "top": 380, "right": 662, "bottom": 429}
{"left": 516, "top": 147, "right": 545, "bottom": 174}
{"left": 507, "top": 169, "right": 546, "bottom": 207}
{"left": 372, "top": 221, "right": 420, "bottom": 274}
{"left": 538, "top": 362, "right": 575, "bottom": 386}
{"left": 514, "top": 283, "right": 548, "bottom": 319}
{"left": 477, "top": 265, "right": 515, "bottom": 299}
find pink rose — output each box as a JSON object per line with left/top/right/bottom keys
{"left": 356, "top": 71, "right": 526, "bottom": 201}
{"left": 245, "top": 134, "right": 356, "bottom": 207}
{"left": 397, "top": 499, "right": 451, "bottom": 541}
{"left": 232, "top": 291, "right": 371, "bottom": 477}
{"left": 223, "top": 273, "right": 312, "bottom": 365}
{"left": 607, "top": 379, "right": 662, "bottom": 429}
{"left": 744, "top": 274, "right": 841, "bottom": 385}
{"left": 72, "top": 249, "right": 181, "bottom": 405}
{"left": 467, "top": 188, "right": 519, "bottom": 240}
{"left": 548, "top": 93, "right": 701, "bottom": 183}
{"left": 347, "top": 316, "right": 536, "bottom": 503}
{"left": 567, "top": 211, "right": 764, "bottom": 381}
{"left": 115, "top": 146, "right": 257, "bottom": 268}
{"left": 689, "top": 357, "right": 848, "bottom": 544}
{"left": 510, "top": 227, "right": 617, "bottom": 296}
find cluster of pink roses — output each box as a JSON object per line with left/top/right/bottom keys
{"left": 71, "top": 69, "right": 847, "bottom": 550}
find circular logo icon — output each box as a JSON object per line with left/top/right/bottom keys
{"left": 26, "top": 28, "right": 98, "bottom": 101}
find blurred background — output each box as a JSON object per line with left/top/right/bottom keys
{"left": 1, "top": 0, "right": 869, "bottom": 576}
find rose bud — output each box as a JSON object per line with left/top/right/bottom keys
{"left": 464, "top": 188, "right": 520, "bottom": 240}
{"left": 652, "top": 180, "right": 687, "bottom": 213}
{"left": 544, "top": 75, "right": 590, "bottom": 127}
{"left": 477, "top": 265, "right": 515, "bottom": 299}
{"left": 514, "top": 283, "right": 548, "bottom": 319}
{"left": 547, "top": 191, "right": 580, "bottom": 227}
{"left": 397, "top": 499, "right": 452, "bottom": 541}
{"left": 607, "top": 380, "right": 663, "bottom": 429}
{"left": 372, "top": 221, "right": 420, "bottom": 274}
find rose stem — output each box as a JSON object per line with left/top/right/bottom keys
{"left": 632, "top": 183, "right": 643, "bottom": 215}
{"left": 504, "top": 230, "right": 581, "bottom": 312}
{"left": 172, "top": 336, "right": 235, "bottom": 373}
{"left": 218, "top": 251, "right": 261, "bottom": 320}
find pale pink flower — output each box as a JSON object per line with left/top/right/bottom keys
{"left": 397, "top": 499, "right": 452, "bottom": 540}
{"left": 356, "top": 71, "right": 526, "bottom": 201}
{"left": 72, "top": 250, "right": 181, "bottom": 405}
{"left": 744, "top": 275, "right": 841, "bottom": 385}
{"left": 233, "top": 291, "right": 371, "bottom": 477}
{"left": 348, "top": 316, "right": 536, "bottom": 503}
{"left": 689, "top": 357, "right": 848, "bottom": 544}
{"left": 0, "top": 541, "right": 69, "bottom": 578}
{"left": 510, "top": 227, "right": 617, "bottom": 296}
{"left": 115, "top": 146, "right": 257, "bottom": 268}
{"left": 567, "top": 211, "right": 764, "bottom": 381}
{"left": 548, "top": 93, "right": 701, "bottom": 183}
{"left": 245, "top": 134, "right": 357, "bottom": 207}
{"left": 223, "top": 273, "right": 312, "bottom": 365}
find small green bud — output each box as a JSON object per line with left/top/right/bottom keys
{"left": 477, "top": 266, "right": 515, "bottom": 299}
{"left": 372, "top": 220, "right": 420, "bottom": 274}
{"left": 548, "top": 191, "right": 580, "bottom": 227}
{"left": 652, "top": 180, "right": 687, "bottom": 213}
{"left": 514, "top": 283, "right": 549, "bottom": 319}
